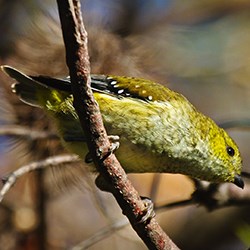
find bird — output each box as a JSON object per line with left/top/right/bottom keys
{"left": 1, "top": 65, "right": 244, "bottom": 189}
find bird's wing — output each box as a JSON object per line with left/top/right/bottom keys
{"left": 30, "top": 74, "right": 174, "bottom": 102}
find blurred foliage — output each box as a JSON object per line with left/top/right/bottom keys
{"left": 236, "top": 223, "right": 250, "bottom": 247}
{"left": 0, "top": 0, "right": 250, "bottom": 249}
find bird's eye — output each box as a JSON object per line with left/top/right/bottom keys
{"left": 226, "top": 146, "right": 235, "bottom": 156}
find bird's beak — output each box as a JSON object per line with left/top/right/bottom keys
{"left": 233, "top": 175, "right": 244, "bottom": 189}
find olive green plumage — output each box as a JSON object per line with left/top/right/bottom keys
{"left": 1, "top": 65, "right": 244, "bottom": 188}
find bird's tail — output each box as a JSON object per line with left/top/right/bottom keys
{"left": 1, "top": 65, "right": 70, "bottom": 108}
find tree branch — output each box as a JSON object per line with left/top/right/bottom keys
{"left": 56, "top": 0, "right": 179, "bottom": 249}
{"left": 72, "top": 218, "right": 129, "bottom": 250}
{"left": 0, "top": 154, "right": 80, "bottom": 202}
{"left": 0, "top": 125, "right": 58, "bottom": 140}
{"left": 156, "top": 180, "right": 250, "bottom": 212}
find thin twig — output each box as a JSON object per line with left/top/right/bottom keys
{"left": 56, "top": 1, "right": 179, "bottom": 249}
{"left": 150, "top": 174, "right": 162, "bottom": 201}
{"left": 0, "top": 154, "right": 80, "bottom": 202}
{"left": 156, "top": 195, "right": 250, "bottom": 211}
{"left": 219, "top": 119, "right": 250, "bottom": 130}
{"left": 71, "top": 218, "right": 129, "bottom": 250}
{"left": 0, "top": 125, "right": 58, "bottom": 140}
{"left": 155, "top": 182, "right": 250, "bottom": 212}
{"left": 155, "top": 199, "right": 196, "bottom": 211}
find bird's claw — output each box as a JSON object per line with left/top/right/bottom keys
{"left": 137, "top": 197, "right": 155, "bottom": 224}
{"left": 84, "top": 152, "right": 93, "bottom": 163}
{"left": 84, "top": 135, "right": 120, "bottom": 163}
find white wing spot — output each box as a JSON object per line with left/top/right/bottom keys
{"left": 118, "top": 89, "right": 124, "bottom": 94}
{"left": 11, "top": 83, "right": 16, "bottom": 93}
{"left": 110, "top": 80, "right": 117, "bottom": 85}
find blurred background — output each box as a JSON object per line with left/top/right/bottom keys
{"left": 0, "top": 0, "right": 250, "bottom": 249}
